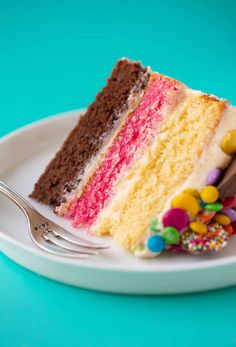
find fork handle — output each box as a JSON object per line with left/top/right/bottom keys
{"left": 0, "top": 180, "right": 35, "bottom": 217}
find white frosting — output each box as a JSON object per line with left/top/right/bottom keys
{"left": 159, "top": 105, "right": 236, "bottom": 219}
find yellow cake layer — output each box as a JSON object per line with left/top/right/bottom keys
{"left": 91, "top": 91, "right": 226, "bottom": 250}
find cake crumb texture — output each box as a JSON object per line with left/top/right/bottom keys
{"left": 30, "top": 59, "right": 149, "bottom": 206}
{"left": 66, "top": 74, "right": 184, "bottom": 226}
{"left": 92, "top": 94, "right": 225, "bottom": 250}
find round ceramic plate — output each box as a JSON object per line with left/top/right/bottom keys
{"left": 1, "top": 110, "right": 236, "bottom": 295}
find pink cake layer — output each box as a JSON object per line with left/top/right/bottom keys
{"left": 65, "top": 74, "right": 182, "bottom": 227}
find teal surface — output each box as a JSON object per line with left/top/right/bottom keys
{"left": 0, "top": 1, "right": 236, "bottom": 346}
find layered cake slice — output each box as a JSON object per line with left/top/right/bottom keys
{"left": 31, "top": 58, "right": 236, "bottom": 258}
{"left": 31, "top": 59, "right": 150, "bottom": 205}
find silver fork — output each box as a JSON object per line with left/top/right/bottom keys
{"left": 0, "top": 180, "right": 109, "bottom": 258}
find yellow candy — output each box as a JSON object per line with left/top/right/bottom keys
{"left": 183, "top": 188, "right": 200, "bottom": 199}
{"left": 221, "top": 130, "right": 236, "bottom": 155}
{"left": 190, "top": 221, "right": 207, "bottom": 234}
{"left": 214, "top": 213, "right": 231, "bottom": 226}
{"left": 200, "top": 186, "right": 219, "bottom": 204}
{"left": 172, "top": 193, "right": 200, "bottom": 216}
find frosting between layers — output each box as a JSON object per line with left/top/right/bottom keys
{"left": 62, "top": 73, "right": 184, "bottom": 226}
{"left": 91, "top": 88, "right": 229, "bottom": 250}
{"left": 31, "top": 58, "right": 150, "bottom": 207}
{"left": 134, "top": 104, "right": 236, "bottom": 257}
{"left": 56, "top": 67, "right": 151, "bottom": 216}
{"left": 158, "top": 104, "right": 235, "bottom": 219}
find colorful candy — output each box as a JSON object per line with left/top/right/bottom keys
{"left": 220, "top": 130, "right": 236, "bottom": 155}
{"left": 147, "top": 235, "right": 165, "bottom": 253}
{"left": 162, "top": 208, "right": 190, "bottom": 230}
{"left": 181, "top": 231, "right": 209, "bottom": 254}
{"left": 214, "top": 213, "right": 231, "bottom": 226}
{"left": 162, "top": 227, "right": 180, "bottom": 244}
{"left": 200, "top": 200, "right": 207, "bottom": 207}
{"left": 172, "top": 193, "right": 200, "bottom": 216}
{"left": 204, "top": 202, "right": 223, "bottom": 212}
{"left": 231, "top": 221, "right": 236, "bottom": 234}
{"left": 181, "top": 222, "right": 228, "bottom": 254}
{"left": 223, "top": 224, "right": 234, "bottom": 236}
{"left": 207, "top": 223, "right": 228, "bottom": 251}
{"left": 197, "top": 211, "right": 215, "bottom": 224}
{"left": 221, "top": 209, "right": 236, "bottom": 223}
{"left": 145, "top": 176, "right": 236, "bottom": 257}
{"left": 200, "top": 185, "right": 219, "bottom": 203}
{"left": 183, "top": 188, "right": 200, "bottom": 199}
{"left": 134, "top": 243, "right": 145, "bottom": 252}
{"left": 206, "top": 168, "right": 222, "bottom": 185}
{"left": 149, "top": 218, "right": 160, "bottom": 232}
{"left": 190, "top": 221, "right": 207, "bottom": 234}
{"left": 169, "top": 244, "right": 184, "bottom": 253}
{"left": 222, "top": 196, "right": 236, "bottom": 209}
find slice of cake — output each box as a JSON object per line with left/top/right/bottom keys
{"left": 31, "top": 58, "right": 236, "bottom": 258}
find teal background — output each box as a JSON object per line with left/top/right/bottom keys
{"left": 0, "top": 0, "right": 236, "bottom": 346}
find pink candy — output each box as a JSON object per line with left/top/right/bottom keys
{"left": 222, "top": 196, "right": 236, "bottom": 209}
{"left": 163, "top": 208, "right": 190, "bottom": 231}
{"left": 169, "top": 244, "right": 184, "bottom": 253}
{"left": 206, "top": 168, "right": 222, "bottom": 185}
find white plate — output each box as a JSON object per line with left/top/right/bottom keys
{"left": 1, "top": 110, "right": 236, "bottom": 295}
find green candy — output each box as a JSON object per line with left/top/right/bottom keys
{"left": 149, "top": 218, "right": 160, "bottom": 233}
{"left": 205, "top": 202, "right": 223, "bottom": 212}
{"left": 162, "top": 227, "right": 180, "bottom": 244}
{"left": 134, "top": 243, "right": 145, "bottom": 252}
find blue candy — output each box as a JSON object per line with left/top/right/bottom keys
{"left": 147, "top": 235, "right": 165, "bottom": 253}
{"left": 200, "top": 200, "right": 207, "bottom": 207}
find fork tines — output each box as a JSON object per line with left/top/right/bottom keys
{"left": 37, "top": 221, "right": 110, "bottom": 258}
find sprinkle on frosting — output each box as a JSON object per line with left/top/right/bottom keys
{"left": 181, "top": 223, "right": 228, "bottom": 254}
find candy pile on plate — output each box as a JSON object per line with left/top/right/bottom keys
{"left": 133, "top": 129, "right": 236, "bottom": 258}
{"left": 143, "top": 171, "right": 236, "bottom": 256}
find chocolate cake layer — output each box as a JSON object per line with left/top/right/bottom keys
{"left": 30, "top": 59, "right": 150, "bottom": 206}
{"left": 218, "top": 156, "right": 236, "bottom": 199}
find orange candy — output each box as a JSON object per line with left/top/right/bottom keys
{"left": 224, "top": 225, "right": 234, "bottom": 236}
{"left": 197, "top": 211, "right": 215, "bottom": 224}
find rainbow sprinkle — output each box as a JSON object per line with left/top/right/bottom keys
{"left": 180, "top": 222, "right": 228, "bottom": 254}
